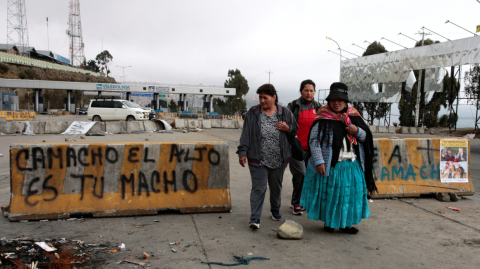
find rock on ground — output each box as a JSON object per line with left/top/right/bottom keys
{"left": 277, "top": 220, "right": 303, "bottom": 240}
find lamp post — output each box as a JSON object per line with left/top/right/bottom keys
{"left": 381, "top": 37, "right": 408, "bottom": 49}
{"left": 446, "top": 20, "right": 478, "bottom": 36}
{"left": 398, "top": 32, "right": 418, "bottom": 42}
{"left": 352, "top": 43, "right": 366, "bottom": 50}
{"left": 421, "top": 26, "right": 451, "bottom": 41}
{"left": 338, "top": 48, "right": 360, "bottom": 57}
{"left": 326, "top": 36, "right": 342, "bottom": 80}
{"left": 116, "top": 65, "right": 132, "bottom": 83}
{"left": 327, "top": 50, "right": 349, "bottom": 59}
{"left": 364, "top": 40, "right": 372, "bottom": 44}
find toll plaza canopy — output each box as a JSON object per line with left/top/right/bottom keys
{"left": 340, "top": 35, "right": 480, "bottom": 103}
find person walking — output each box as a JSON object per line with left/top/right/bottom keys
{"left": 287, "top": 79, "right": 321, "bottom": 215}
{"left": 237, "top": 84, "right": 298, "bottom": 230}
{"left": 300, "top": 82, "right": 377, "bottom": 234}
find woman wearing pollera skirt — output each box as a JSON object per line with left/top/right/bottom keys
{"left": 300, "top": 82, "right": 377, "bottom": 234}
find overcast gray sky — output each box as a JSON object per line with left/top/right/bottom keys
{"left": 1, "top": 0, "right": 479, "bottom": 103}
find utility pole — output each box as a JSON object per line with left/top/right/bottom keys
{"left": 67, "top": 0, "right": 85, "bottom": 66}
{"left": 414, "top": 29, "right": 431, "bottom": 127}
{"left": 266, "top": 70, "right": 273, "bottom": 83}
{"left": 7, "top": 0, "right": 29, "bottom": 55}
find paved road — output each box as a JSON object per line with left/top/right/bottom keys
{"left": 0, "top": 126, "right": 479, "bottom": 268}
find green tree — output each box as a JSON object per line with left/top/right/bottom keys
{"left": 96, "top": 50, "right": 113, "bottom": 77}
{"left": 84, "top": 59, "right": 100, "bottom": 73}
{"left": 352, "top": 41, "right": 390, "bottom": 125}
{"left": 224, "top": 69, "right": 249, "bottom": 114}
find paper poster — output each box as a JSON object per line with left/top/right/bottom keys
{"left": 440, "top": 139, "right": 468, "bottom": 183}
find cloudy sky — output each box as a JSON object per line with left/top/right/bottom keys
{"left": 1, "top": 0, "right": 479, "bottom": 107}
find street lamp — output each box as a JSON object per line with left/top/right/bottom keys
{"left": 326, "top": 36, "right": 342, "bottom": 80}
{"left": 352, "top": 43, "right": 366, "bottom": 50}
{"left": 381, "top": 37, "right": 408, "bottom": 49}
{"left": 446, "top": 20, "right": 478, "bottom": 36}
{"left": 364, "top": 40, "right": 372, "bottom": 44}
{"left": 421, "top": 26, "right": 451, "bottom": 41}
{"left": 116, "top": 65, "right": 132, "bottom": 83}
{"left": 327, "top": 50, "right": 349, "bottom": 59}
{"left": 338, "top": 48, "right": 360, "bottom": 57}
{"left": 398, "top": 32, "right": 418, "bottom": 42}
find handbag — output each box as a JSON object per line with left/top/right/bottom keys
{"left": 287, "top": 134, "right": 304, "bottom": 161}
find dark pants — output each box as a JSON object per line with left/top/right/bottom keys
{"left": 288, "top": 150, "right": 308, "bottom": 207}
{"left": 248, "top": 164, "right": 286, "bottom": 220}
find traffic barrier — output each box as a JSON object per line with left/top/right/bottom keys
{"left": 45, "top": 122, "right": 69, "bottom": 134}
{"left": 0, "top": 111, "right": 35, "bottom": 121}
{"left": 4, "top": 141, "right": 231, "bottom": 221}
{"left": 372, "top": 138, "right": 473, "bottom": 198}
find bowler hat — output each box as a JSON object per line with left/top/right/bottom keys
{"left": 326, "top": 82, "right": 349, "bottom": 102}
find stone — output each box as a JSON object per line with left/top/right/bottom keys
{"left": 277, "top": 220, "right": 303, "bottom": 240}
{"left": 182, "top": 130, "right": 188, "bottom": 133}
{"left": 145, "top": 138, "right": 149, "bottom": 141}
{"left": 436, "top": 192, "right": 450, "bottom": 202}
{"left": 80, "top": 135, "right": 86, "bottom": 139}
{"left": 448, "top": 192, "right": 459, "bottom": 202}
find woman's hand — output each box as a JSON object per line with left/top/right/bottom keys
{"left": 239, "top": 156, "right": 247, "bottom": 167}
{"left": 274, "top": 121, "right": 290, "bottom": 132}
{"left": 316, "top": 163, "right": 326, "bottom": 175}
{"left": 345, "top": 124, "right": 359, "bottom": 135}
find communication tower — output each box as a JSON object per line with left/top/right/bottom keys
{"left": 6, "top": 0, "right": 29, "bottom": 55}
{"left": 67, "top": 0, "right": 85, "bottom": 66}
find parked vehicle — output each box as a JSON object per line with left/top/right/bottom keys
{"left": 87, "top": 99, "right": 150, "bottom": 121}
{"left": 77, "top": 107, "right": 88, "bottom": 115}
{"left": 143, "top": 107, "right": 156, "bottom": 120}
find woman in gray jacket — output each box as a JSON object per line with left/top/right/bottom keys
{"left": 237, "top": 84, "right": 298, "bottom": 230}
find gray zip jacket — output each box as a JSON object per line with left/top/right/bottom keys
{"left": 237, "top": 104, "right": 298, "bottom": 166}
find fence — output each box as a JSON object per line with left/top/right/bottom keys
{"left": 0, "top": 52, "right": 101, "bottom": 77}
{"left": 0, "top": 110, "right": 35, "bottom": 120}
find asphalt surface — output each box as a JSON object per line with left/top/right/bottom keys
{"left": 0, "top": 117, "right": 480, "bottom": 268}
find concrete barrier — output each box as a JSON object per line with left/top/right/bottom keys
{"left": 237, "top": 119, "right": 244, "bottom": 129}
{"left": 106, "top": 122, "right": 127, "bottom": 133}
{"left": 4, "top": 141, "right": 231, "bottom": 221}
{"left": 173, "top": 119, "right": 186, "bottom": 129}
{"left": 127, "top": 121, "right": 144, "bottom": 133}
{"left": 401, "top": 127, "right": 409, "bottom": 134}
{"left": 372, "top": 138, "right": 473, "bottom": 198}
{"left": 409, "top": 127, "right": 418, "bottom": 134}
{"left": 144, "top": 120, "right": 160, "bottom": 131}
{"left": 369, "top": 125, "right": 378, "bottom": 133}
{"left": 30, "top": 122, "right": 46, "bottom": 134}
{"left": 378, "top": 126, "right": 388, "bottom": 133}
{"left": 221, "top": 119, "right": 238, "bottom": 129}
{"left": 211, "top": 119, "right": 222, "bottom": 128}
{"left": 87, "top": 122, "right": 106, "bottom": 134}
{"left": 45, "top": 122, "right": 68, "bottom": 134}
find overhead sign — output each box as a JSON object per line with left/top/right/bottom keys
{"left": 96, "top": 84, "right": 131, "bottom": 91}
{"left": 159, "top": 94, "right": 166, "bottom": 97}
{"left": 156, "top": 87, "right": 169, "bottom": 93}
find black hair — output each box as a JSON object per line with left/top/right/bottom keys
{"left": 256, "top": 84, "right": 278, "bottom": 104}
{"left": 300, "top": 79, "right": 316, "bottom": 92}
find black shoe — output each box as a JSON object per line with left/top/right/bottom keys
{"left": 249, "top": 219, "right": 260, "bottom": 229}
{"left": 339, "top": 227, "right": 359, "bottom": 234}
{"left": 324, "top": 225, "right": 334, "bottom": 233}
{"left": 270, "top": 210, "right": 281, "bottom": 221}
{"left": 293, "top": 207, "right": 304, "bottom": 215}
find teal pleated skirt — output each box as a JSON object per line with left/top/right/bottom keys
{"left": 300, "top": 160, "right": 370, "bottom": 229}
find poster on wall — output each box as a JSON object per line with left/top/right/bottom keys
{"left": 440, "top": 139, "right": 468, "bottom": 183}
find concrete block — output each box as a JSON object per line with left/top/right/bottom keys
{"left": 221, "top": 119, "right": 238, "bottom": 129}
{"left": 45, "top": 122, "right": 68, "bottom": 134}
{"left": 237, "top": 119, "right": 244, "bottom": 129}
{"left": 127, "top": 121, "right": 145, "bottom": 133}
{"left": 6, "top": 141, "right": 231, "bottom": 220}
{"left": 409, "top": 127, "right": 417, "bottom": 134}
{"left": 14, "top": 121, "right": 25, "bottom": 133}
{"left": 211, "top": 119, "right": 222, "bottom": 128}
{"left": 87, "top": 122, "right": 106, "bottom": 134}
{"left": 188, "top": 120, "right": 199, "bottom": 129}
{"left": 202, "top": 119, "right": 212, "bottom": 129}
{"left": 0, "top": 122, "right": 15, "bottom": 133}
{"left": 144, "top": 120, "right": 159, "bottom": 131}
{"left": 106, "top": 121, "right": 127, "bottom": 133}
{"left": 0, "top": 117, "right": 6, "bottom": 122}
{"left": 30, "top": 121, "right": 46, "bottom": 134}
{"left": 378, "top": 126, "right": 388, "bottom": 133}
{"left": 401, "top": 127, "right": 409, "bottom": 134}
{"left": 369, "top": 125, "right": 378, "bottom": 133}
{"left": 174, "top": 119, "right": 186, "bottom": 128}
{"left": 418, "top": 127, "right": 425, "bottom": 134}
{"left": 388, "top": 126, "right": 396, "bottom": 133}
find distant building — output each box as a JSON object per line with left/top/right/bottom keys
{"left": 0, "top": 44, "right": 19, "bottom": 54}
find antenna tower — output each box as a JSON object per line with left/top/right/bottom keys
{"left": 67, "top": 0, "right": 85, "bottom": 66}
{"left": 6, "top": 0, "right": 29, "bottom": 55}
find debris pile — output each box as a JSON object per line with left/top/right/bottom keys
{"left": 0, "top": 237, "right": 114, "bottom": 268}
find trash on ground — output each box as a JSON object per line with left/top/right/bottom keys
{"left": 369, "top": 199, "right": 373, "bottom": 203}
{"left": 118, "top": 243, "right": 126, "bottom": 250}
{"left": 464, "top": 133, "right": 475, "bottom": 139}
{"left": 171, "top": 248, "right": 177, "bottom": 253}
{"left": 169, "top": 242, "right": 180, "bottom": 245}
{"left": 121, "top": 259, "right": 149, "bottom": 268}
{"left": 142, "top": 252, "right": 150, "bottom": 260}
{"left": 446, "top": 206, "right": 461, "bottom": 211}
{"left": 106, "top": 249, "right": 118, "bottom": 253}
{"left": 134, "top": 224, "right": 151, "bottom": 228}
{"left": 34, "top": 242, "right": 56, "bottom": 252}
{"left": 438, "top": 211, "right": 447, "bottom": 214}
{"left": 201, "top": 255, "right": 270, "bottom": 266}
